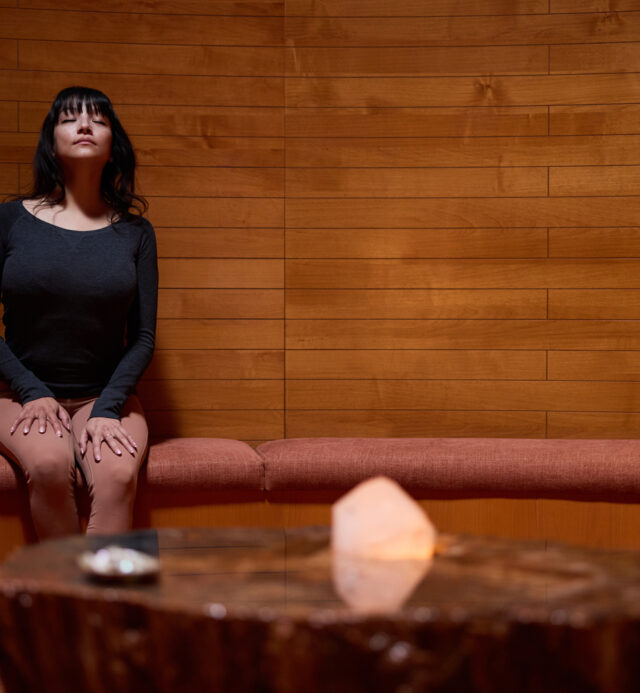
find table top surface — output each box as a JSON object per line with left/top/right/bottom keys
{"left": 2, "top": 526, "right": 640, "bottom": 626}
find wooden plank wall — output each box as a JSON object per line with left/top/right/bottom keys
{"left": 2, "top": 0, "right": 640, "bottom": 444}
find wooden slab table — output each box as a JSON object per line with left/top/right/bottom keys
{"left": 1, "top": 527, "right": 640, "bottom": 692}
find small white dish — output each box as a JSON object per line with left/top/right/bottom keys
{"left": 78, "top": 545, "right": 160, "bottom": 582}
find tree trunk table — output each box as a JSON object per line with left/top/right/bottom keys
{"left": 1, "top": 527, "right": 640, "bottom": 692}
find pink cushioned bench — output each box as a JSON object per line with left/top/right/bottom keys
{"left": 2, "top": 436, "right": 640, "bottom": 551}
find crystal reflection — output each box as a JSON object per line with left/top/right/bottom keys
{"left": 332, "top": 552, "right": 433, "bottom": 614}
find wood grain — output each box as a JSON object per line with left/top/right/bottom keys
{"left": 287, "top": 0, "right": 548, "bottom": 15}
{"left": 286, "top": 350, "right": 546, "bottom": 380}
{"left": 286, "top": 74, "right": 640, "bottom": 108}
{"left": 550, "top": 105, "right": 640, "bottom": 135}
{"left": 19, "top": 41, "right": 283, "bottom": 76}
{"left": 0, "top": 38, "right": 15, "bottom": 68}
{"left": 550, "top": 0, "right": 639, "bottom": 12}
{"left": 158, "top": 289, "right": 283, "bottom": 319}
{"left": 156, "top": 228, "right": 283, "bottom": 259}
{"left": 549, "top": 228, "right": 640, "bottom": 257}
{"left": 286, "top": 289, "right": 547, "bottom": 318}
{"left": 148, "top": 198, "right": 283, "bottom": 228}
{"left": 285, "top": 410, "right": 547, "bottom": 438}
{"left": 285, "top": 45, "right": 548, "bottom": 76}
{"left": 285, "top": 228, "right": 547, "bottom": 258}
{"left": 286, "top": 167, "right": 547, "bottom": 198}
{"left": 138, "top": 167, "right": 283, "bottom": 198}
{"left": 0, "top": 101, "right": 16, "bottom": 131}
{"left": 0, "top": 8, "right": 282, "bottom": 44}
{"left": 286, "top": 135, "right": 640, "bottom": 167}
{"left": 285, "top": 13, "right": 640, "bottom": 47}
{"left": 285, "top": 259, "right": 640, "bottom": 289}
{"left": 550, "top": 166, "right": 640, "bottom": 196}
{"left": 285, "top": 107, "right": 548, "bottom": 138}
{"left": 133, "top": 136, "right": 283, "bottom": 167}
{"left": 158, "top": 259, "right": 283, "bottom": 289}
{"left": 548, "top": 351, "right": 640, "bottom": 381}
{"left": 548, "top": 413, "right": 640, "bottom": 439}
{"left": 285, "top": 198, "right": 640, "bottom": 229}
{"left": 0, "top": 163, "right": 18, "bottom": 193}
{"left": 285, "top": 379, "right": 640, "bottom": 411}
{"left": 549, "top": 289, "right": 640, "bottom": 318}
{"left": 17, "top": 0, "right": 283, "bottom": 14}
{"left": 551, "top": 42, "right": 640, "bottom": 73}
{"left": 286, "top": 319, "right": 640, "bottom": 350}
{"left": 157, "top": 319, "right": 284, "bottom": 349}
{"left": 145, "top": 349, "right": 284, "bottom": 380}
{"left": 138, "top": 379, "right": 283, "bottom": 410}
{"left": 20, "top": 103, "right": 284, "bottom": 137}
{"left": 146, "top": 410, "right": 284, "bottom": 439}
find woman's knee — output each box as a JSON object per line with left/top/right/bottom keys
{"left": 89, "top": 455, "right": 140, "bottom": 501}
{"left": 25, "top": 448, "right": 75, "bottom": 490}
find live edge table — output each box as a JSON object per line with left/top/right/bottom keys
{"left": 1, "top": 528, "right": 640, "bottom": 693}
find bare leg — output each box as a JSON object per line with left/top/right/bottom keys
{"left": 72, "top": 395, "right": 148, "bottom": 534}
{"left": 0, "top": 394, "right": 78, "bottom": 538}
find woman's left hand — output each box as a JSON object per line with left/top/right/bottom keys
{"left": 80, "top": 417, "right": 138, "bottom": 462}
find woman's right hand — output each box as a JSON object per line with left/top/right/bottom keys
{"left": 9, "top": 397, "right": 71, "bottom": 438}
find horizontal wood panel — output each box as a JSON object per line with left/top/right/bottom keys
{"left": 0, "top": 101, "right": 16, "bottom": 131}
{"left": 148, "top": 198, "right": 283, "bottom": 228}
{"left": 287, "top": 167, "right": 547, "bottom": 198}
{"left": 0, "top": 163, "right": 17, "bottom": 193}
{"left": 0, "top": 9, "right": 282, "bottom": 44}
{"left": 286, "top": 379, "right": 640, "bottom": 411}
{"left": 157, "top": 319, "right": 284, "bottom": 349}
{"left": 286, "top": 197, "right": 640, "bottom": 229}
{"left": 285, "top": 107, "right": 548, "bottom": 138}
{"left": 0, "top": 71, "right": 283, "bottom": 107}
{"left": 286, "top": 259, "right": 640, "bottom": 289}
{"left": 145, "top": 349, "right": 283, "bottom": 380}
{"left": 18, "top": 0, "right": 283, "bottom": 14}
{"left": 548, "top": 351, "right": 640, "bottom": 381}
{"left": 158, "top": 259, "right": 283, "bottom": 289}
{"left": 548, "top": 413, "right": 640, "bottom": 439}
{"left": 286, "top": 74, "right": 640, "bottom": 108}
{"left": 550, "top": 105, "right": 640, "bottom": 136}
{"left": 549, "top": 228, "right": 640, "bottom": 257}
{"left": 550, "top": 1, "right": 639, "bottom": 12}
{"left": 146, "top": 410, "right": 283, "bottom": 439}
{"left": 549, "top": 289, "right": 640, "bottom": 318}
{"left": 286, "top": 289, "right": 547, "bottom": 318}
{"left": 286, "top": 228, "right": 547, "bottom": 258}
{"left": 158, "top": 289, "right": 283, "bottom": 319}
{"left": 286, "top": 410, "right": 546, "bottom": 438}
{"left": 550, "top": 166, "right": 640, "bottom": 196}
{"left": 156, "top": 228, "right": 283, "bottom": 258}
{"left": 286, "top": 350, "right": 547, "bottom": 379}
{"left": 0, "top": 38, "right": 14, "bottom": 67}
{"left": 285, "top": 14, "right": 640, "bottom": 46}
{"left": 137, "top": 137, "right": 283, "bottom": 167}
{"left": 286, "top": 135, "right": 640, "bottom": 167}
{"left": 138, "top": 380, "right": 283, "bottom": 410}
{"left": 287, "top": 0, "right": 547, "bottom": 15}
{"left": 138, "top": 167, "right": 283, "bottom": 198}
{"left": 20, "top": 103, "right": 284, "bottom": 137}
{"left": 286, "top": 319, "right": 640, "bottom": 350}
{"left": 285, "top": 46, "right": 547, "bottom": 76}
{"left": 19, "top": 41, "right": 283, "bottom": 76}
{"left": 551, "top": 42, "right": 640, "bottom": 74}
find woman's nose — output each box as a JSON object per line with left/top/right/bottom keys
{"left": 77, "top": 113, "right": 92, "bottom": 132}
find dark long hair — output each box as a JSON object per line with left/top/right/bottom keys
{"left": 19, "top": 86, "right": 147, "bottom": 221}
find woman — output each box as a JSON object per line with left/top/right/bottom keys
{"left": 0, "top": 86, "right": 158, "bottom": 538}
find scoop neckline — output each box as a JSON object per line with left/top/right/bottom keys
{"left": 19, "top": 200, "right": 115, "bottom": 233}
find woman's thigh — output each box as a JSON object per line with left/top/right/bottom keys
{"left": 71, "top": 395, "right": 149, "bottom": 493}
{"left": 0, "top": 390, "right": 75, "bottom": 477}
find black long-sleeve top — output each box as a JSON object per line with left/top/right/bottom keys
{"left": 0, "top": 200, "right": 158, "bottom": 419}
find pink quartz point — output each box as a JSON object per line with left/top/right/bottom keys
{"left": 331, "top": 476, "right": 437, "bottom": 560}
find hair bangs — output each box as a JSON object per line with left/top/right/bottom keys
{"left": 54, "top": 87, "right": 111, "bottom": 120}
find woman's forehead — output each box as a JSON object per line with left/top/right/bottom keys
{"left": 58, "top": 99, "right": 107, "bottom": 116}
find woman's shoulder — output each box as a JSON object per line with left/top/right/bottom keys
{"left": 0, "top": 198, "right": 25, "bottom": 231}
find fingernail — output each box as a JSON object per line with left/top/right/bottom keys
{"left": 116, "top": 449, "right": 122, "bottom": 455}
{"left": 23, "top": 428, "right": 28, "bottom": 434}
{"left": 39, "top": 426, "right": 44, "bottom": 433}
{"left": 57, "top": 431, "right": 62, "bottom": 438}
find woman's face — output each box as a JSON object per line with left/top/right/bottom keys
{"left": 53, "top": 103, "right": 112, "bottom": 169}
